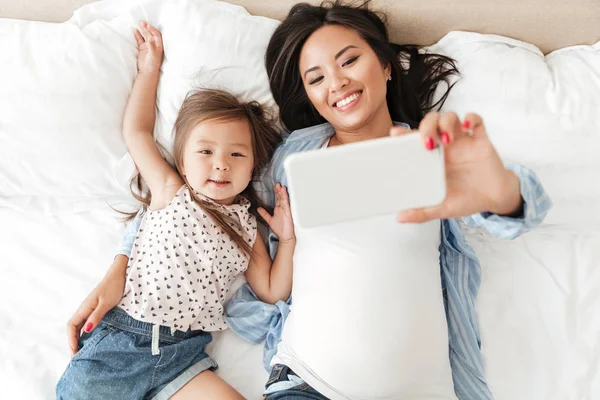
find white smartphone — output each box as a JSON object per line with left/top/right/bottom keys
{"left": 283, "top": 132, "right": 446, "bottom": 228}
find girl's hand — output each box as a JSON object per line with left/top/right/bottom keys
{"left": 257, "top": 183, "right": 296, "bottom": 243}
{"left": 133, "top": 21, "right": 163, "bottom": 75}
{"left": 390, "top": 112, "right": 522, "bottom": 223}
{"left": 66, "top": 260, "right": 126, "bottom": 357}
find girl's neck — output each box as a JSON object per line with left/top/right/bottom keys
{"left": 329, "top": 108, "right": 393, "bottom": 146}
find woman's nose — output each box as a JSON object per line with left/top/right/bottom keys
{"left": 330, "top": 71, "right": 350, "bottom": 92}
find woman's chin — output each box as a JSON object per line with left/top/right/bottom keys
{"left": 331, "top": 112, "right": 371, "bottom": 132}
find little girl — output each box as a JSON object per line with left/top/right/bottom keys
{"left": 57, "top": 22, "right": 294, "bottom": 399}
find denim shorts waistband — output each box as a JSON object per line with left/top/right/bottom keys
{"left": 102, "top": 307, "right": 209, "bottom": 344}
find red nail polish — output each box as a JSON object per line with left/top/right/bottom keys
{"left": 441, "top": 132, "right": 450, "bottom": 145}
{"left": 84, "top": 322, "right": 93, "bottom": 333}
{"left": 425, "top": 137, "right": 435, "bottom": 150}
{"left": 462, "top": 120, "right": 470, "bottom": 129}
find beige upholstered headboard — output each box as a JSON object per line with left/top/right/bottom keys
{"left": 1, "top": 0, "right": 599, "bottom": 55}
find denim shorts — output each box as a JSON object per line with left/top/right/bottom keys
{"left": 56, "top": 307, "right": 217, "bottom": 400}
{"left": 263, "top": 364, "right": 329, "bottom": 399}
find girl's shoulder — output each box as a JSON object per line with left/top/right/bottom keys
{"left": 144, "top": 184, "right": 188, "bottom": 214}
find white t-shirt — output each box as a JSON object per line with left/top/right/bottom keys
{"left": 271, "top": 214, "right": 456, "bottom": 400}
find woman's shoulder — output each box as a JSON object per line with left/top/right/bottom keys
{"left": 257, "top": 123, "right": 333, "bottom": 188}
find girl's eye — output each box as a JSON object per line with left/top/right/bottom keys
{"left": 232, "top": 152, "right": 245, "bottom": 157}
{"left": 309, "top": 76, "right": 324, "bottom": 85}
{"left": 199, "top": 150, "right": 212, "bottom": 155}
{"left": 342, "top": 56, "right": 358, "bottom": 67}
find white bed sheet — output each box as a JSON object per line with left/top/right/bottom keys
{"left": 469, "top": 225, "right": 600, "bottom": 400}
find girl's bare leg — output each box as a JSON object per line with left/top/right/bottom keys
{"left": 169, "top": 370, "right": 245, "bottom": 400}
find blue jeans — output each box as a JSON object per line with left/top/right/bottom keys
{"left": 56, "top": 307, "right": 217, "bottom": 400}
{"left": 263, "top": 364, "right": 329, "bottom": 399}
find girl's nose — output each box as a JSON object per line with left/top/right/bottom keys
{"left": 214, "top": 158, "right": 230, "bottom": 171}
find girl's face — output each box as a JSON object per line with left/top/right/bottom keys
{"left": 181, "top": 118, "right": 255, "bottom": 205}
{"left": 299, "top": 24, "right": 391, "bottom": 133}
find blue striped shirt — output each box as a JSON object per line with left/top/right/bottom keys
{"left": 118, "top": 122, "right": 552, "bottom": 399}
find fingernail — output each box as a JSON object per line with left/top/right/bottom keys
{"left": 462, "top": 120, "right": 470, "bottom": 129}
{"left": 84, "top": 322, "right": 93, "bottom": 332}
{"left": 441, "top": 132, "right": 450, "bottom": 145}
{"left": 425, "top": 137, "right": 435, "bottom": 150}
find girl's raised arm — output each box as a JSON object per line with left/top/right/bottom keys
{"left": 123, "top": 22, "right": 183, "bottom": 210}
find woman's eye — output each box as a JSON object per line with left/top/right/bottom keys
{"left": 309, "top": 76, "right": 324, "bottom": 85}
{"left": 199, "top": 150, "right": 212, "bottom": 155}
{"left": 342, "top": 56, "right": 358, "bottom": 67}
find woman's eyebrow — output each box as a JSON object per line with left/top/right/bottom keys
{"left": 334, "top": 45, "right": 358, "bottom": 60}
{"left": 303, "top": 45, "right": 359, "bottom": 78}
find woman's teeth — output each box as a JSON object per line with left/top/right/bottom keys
{"left": 335, "top": 92, "right": 361, "bottom": 108}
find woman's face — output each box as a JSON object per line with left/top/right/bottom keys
{"left": 299, "top": 24, "right": 391, "bottom": 132}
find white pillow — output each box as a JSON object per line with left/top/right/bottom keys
{"left": 428, "top": 31, "right": 600, "bottom": 226}
{"left": 0, "top": 18, "right": 134, "bottom": 213}
{"left": 0, "top": 0, "right": 279, "bottom": 214}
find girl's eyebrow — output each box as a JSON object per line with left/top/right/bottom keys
{"left": 196, "top": 140, "right": 249, "bottom": 149}
{"left": 303, "top": 45, "right": 359, "bottom": 78}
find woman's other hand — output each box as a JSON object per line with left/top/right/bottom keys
{"left": 66, "top": 255, "right": 127, "bottom": 357}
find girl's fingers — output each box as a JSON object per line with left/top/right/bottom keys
{"left": 137, "top": 22, "right": 148, "bottom": 40}
{"left": 145, "top": 23, "right": 163, "bottom": 44}
{"left": 280, "top": 185, "right": 289, "bottom": 201}
{"left": 278, "top": 187, "right": 291, "bottom": 211}
{"left": 133, "top": 28, "right": 144, "bottom": 46}
{"left": 418, "top": 112, "right": 441, "bottom": 150}
{"left": 257, "top": 207, "right": 272, "bottom": 224}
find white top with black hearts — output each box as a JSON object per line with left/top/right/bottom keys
{"left": 120, "top": 185, "right": 257, "bottom": 333}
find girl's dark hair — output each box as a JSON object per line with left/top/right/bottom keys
{"left": 123, "top": 89, "right": 281, "bottom": 256}
{"left": 265, "top": 0, "right": 459, "bottom": 131}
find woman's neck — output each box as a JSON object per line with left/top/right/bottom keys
{"left": 330, "top": 108, "right": 393, "bottom": 146}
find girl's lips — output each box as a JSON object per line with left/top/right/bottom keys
{"left": 208, "top": 179, "right": 231, "bottom": 187}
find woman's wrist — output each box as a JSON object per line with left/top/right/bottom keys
{"left": 490, "top": 170, "right": 523, "bottom": 217}
{"left": 105, "top": 255, "right": 128, "bottom": 280}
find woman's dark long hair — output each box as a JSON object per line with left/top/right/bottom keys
{"left": 265, "top": 0, "right": 459, "bottom": 131}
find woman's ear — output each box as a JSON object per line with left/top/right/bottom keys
{"left": 384, "top": 62, "right": 392, "bottom": 79}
